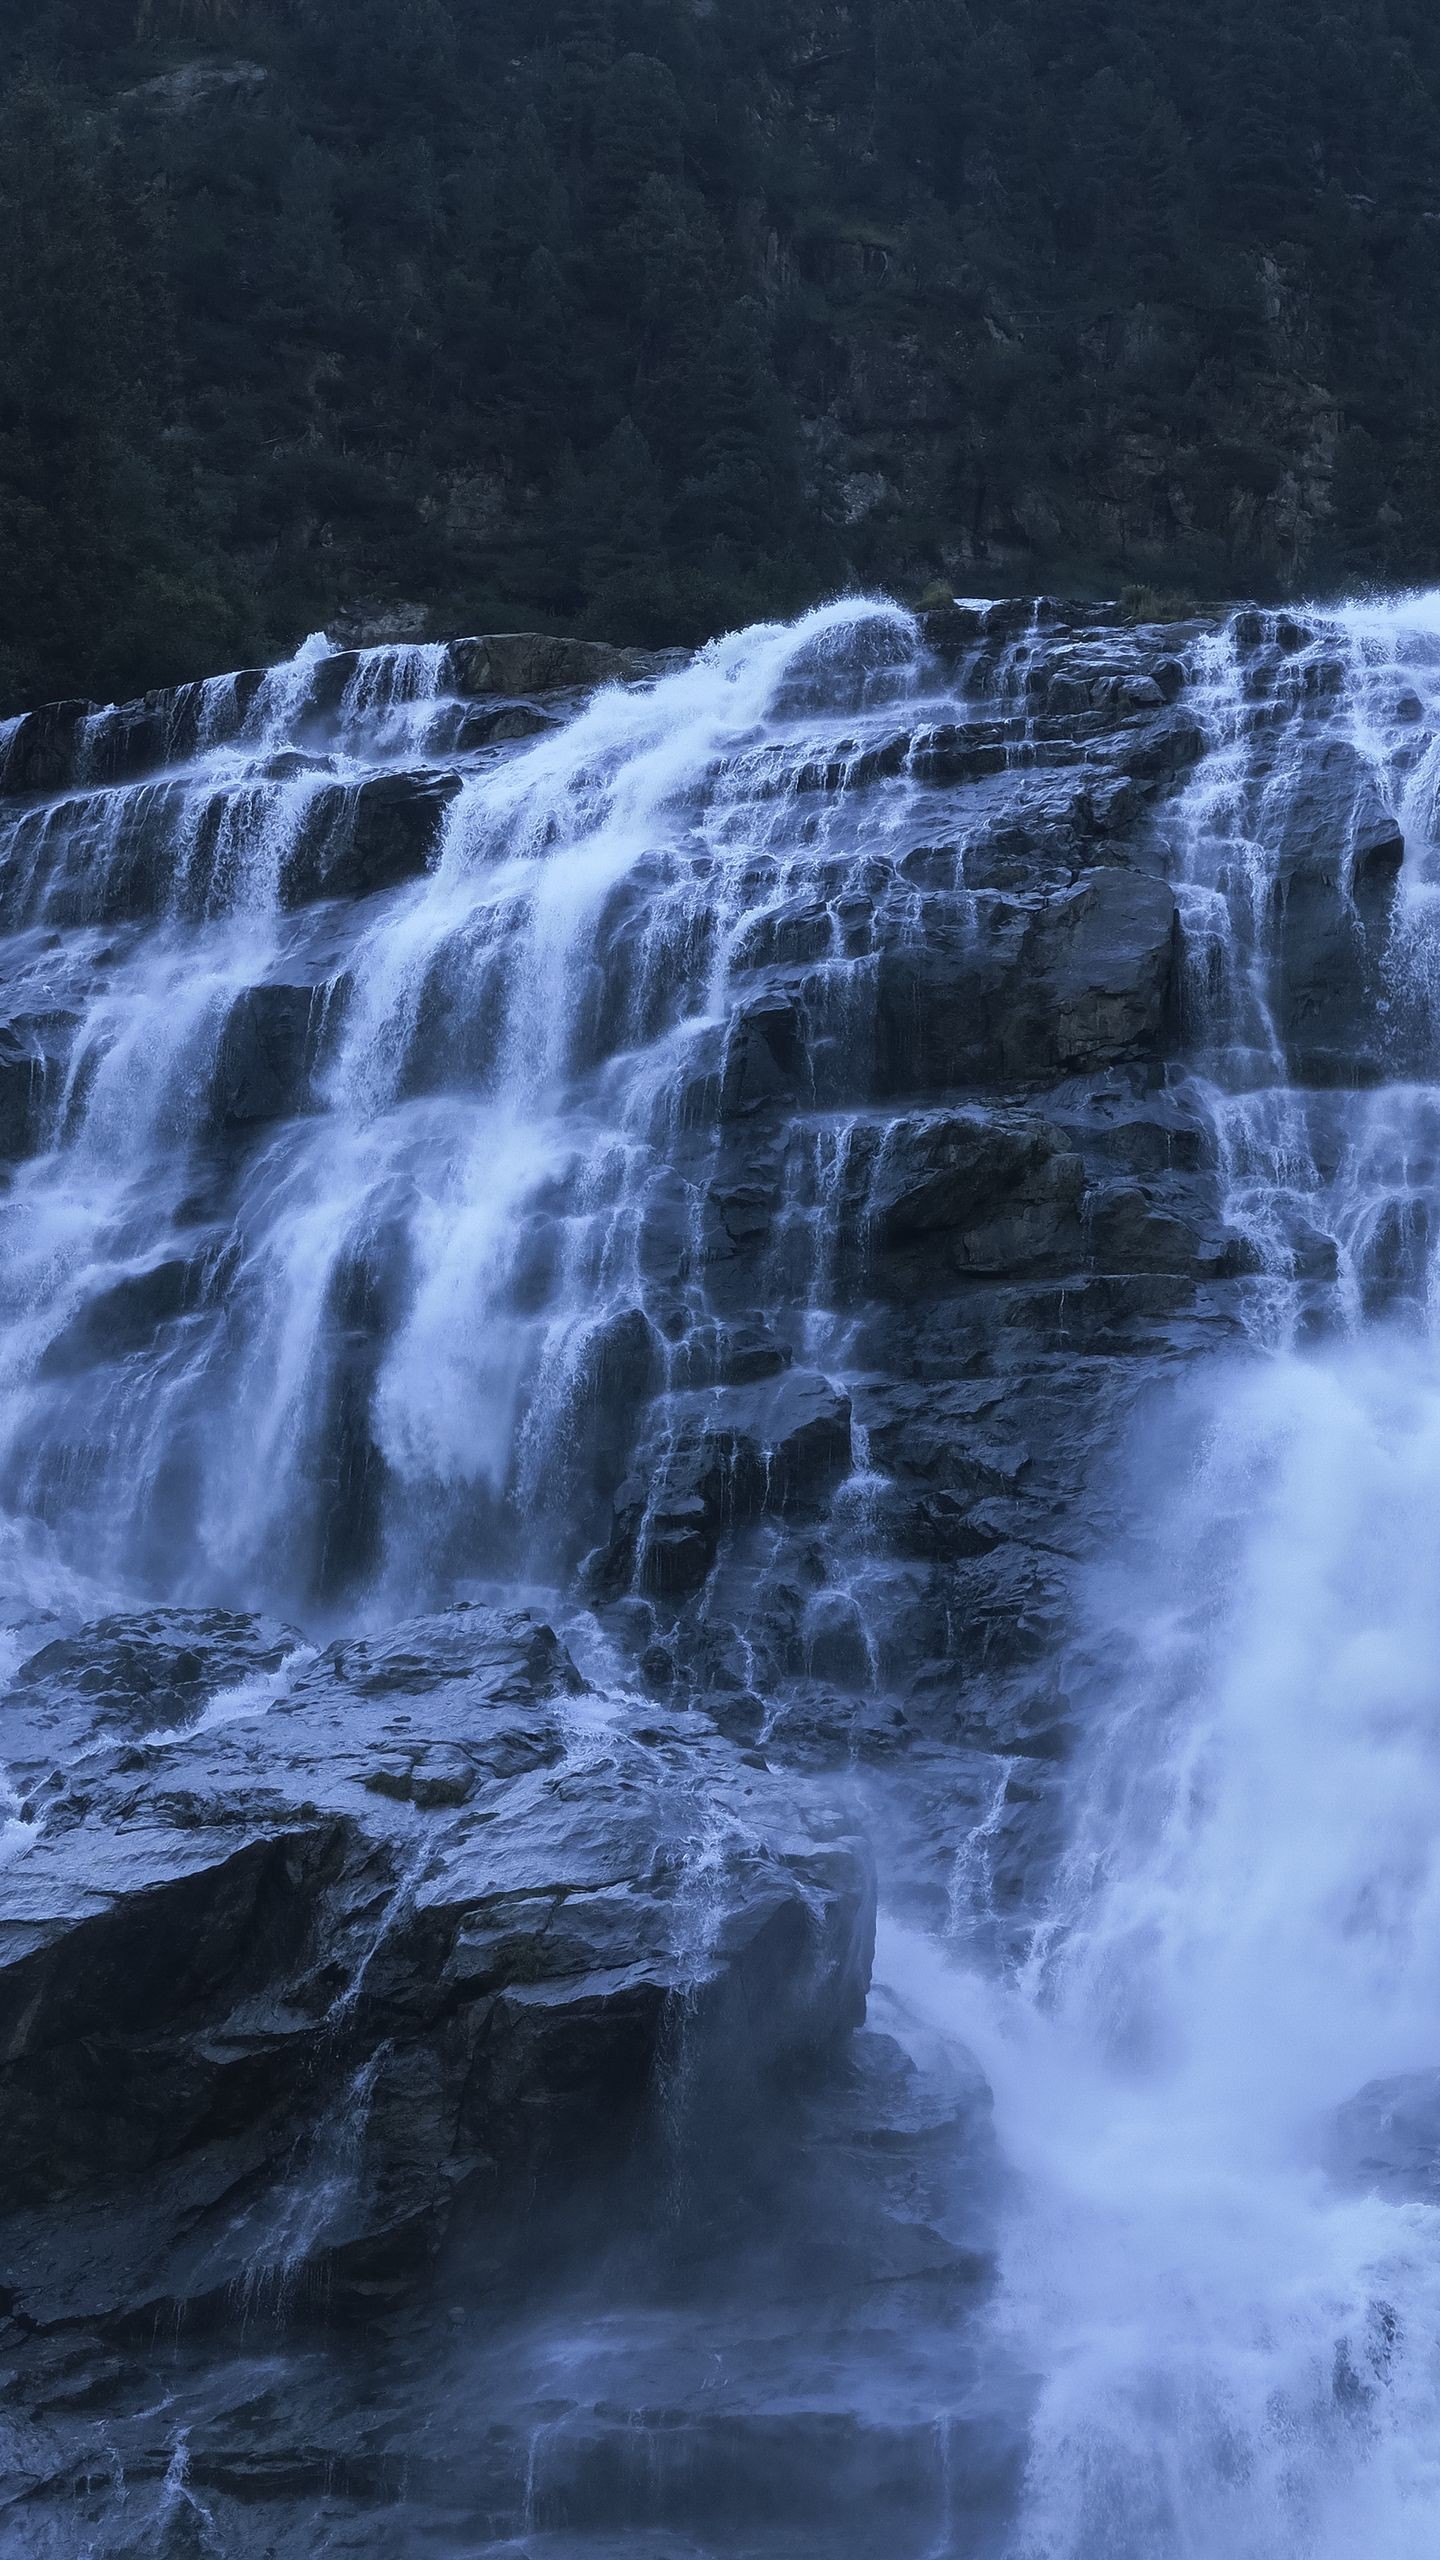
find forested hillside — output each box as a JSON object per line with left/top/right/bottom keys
{"left": 7, "top": 0, "right": 1440, "bottom": 707}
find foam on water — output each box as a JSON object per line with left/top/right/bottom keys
{"left": 886, "top": 1342, "right": 1440, "bottom": 2556}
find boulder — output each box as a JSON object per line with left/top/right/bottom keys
{"left": 1327, "top": 2069, "right": 1440, "bottom": 2201}
{"left": 446, "top": 635, "right": 648, "bottom": 698}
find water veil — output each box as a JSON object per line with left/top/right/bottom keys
{"left": 891, "top": 1340, "right": 1440, "bottom": 2556}
{"left": 886, "top": 592, "right": 1440, "bottom": 2558}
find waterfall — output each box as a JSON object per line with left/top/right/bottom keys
{"left": 0, "top": 596, "right": 978, "bottom": 1624}
{"left": 883, "top": 594, "right": 1440, "bottom": 2557}
{"left": 890, "top": 1342, "right": 1440, "bottom": 2558}
{"left": 9, "top": 589, "right": 1440, "bottom": 2553}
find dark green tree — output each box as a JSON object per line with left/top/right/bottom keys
{"left": 0, "top": 75, "right": 243, "bottom": 705}
{"left": 7, "top": 0, "right": 1440, "bottom": 705}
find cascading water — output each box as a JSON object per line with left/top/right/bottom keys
{"left": 0, "top": 599, "right": 969, "bottom": 1628}
{"left": 1006, "top": 1349, "right": 1440, "bottom": 2558}
{"left": 889, "top": 594, "right": 1440, "bottom": 2557}
{"left": 10, "top": 588, "right": 1440, "bottom": 2555}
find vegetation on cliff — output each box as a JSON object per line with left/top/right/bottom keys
{"left": 6, "top": 0, "right": 1440, "bottom": 704}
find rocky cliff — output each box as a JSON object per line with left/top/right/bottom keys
{"left": 0, "top": 592, "right": 1431, "bottom": 2553}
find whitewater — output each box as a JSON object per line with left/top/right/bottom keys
{"left": 892, "top": 593, "right": 1440, "bottom": 2558}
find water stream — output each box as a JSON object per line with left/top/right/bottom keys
{"left": 7, "top": 591, "right": 1440, "bottom": 2550}
{"left": 889, "top": 593, "right": 1440, "bottom": 2557}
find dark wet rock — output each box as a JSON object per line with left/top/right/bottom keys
{"left": 0, "top": 1602, "right": 872, "bottom": 2343}
{"left": 921, "top": 598, "right": 1132, "bottom": 659}
{"left": 0, "top": 677, "right": 272, "bottom": 802}
{"left": 0, "top": 1009, "right": 74, "bottom": 1159}
{"left": 874, "top": 865, "right": 1178, "bottom": 1093}
{"left": 288, "top": 769, "right": 462, "bottom": 904}
{"left": 446, "top": 634, "right": 649, "bottom": 698}
{"left": 1273, "top": 614, "right": 1314, "bottom": 655}
{"left": 211, "top": 982, "right": 324, "bottom": 1125}
{"left": 694, "top": 1320, "right": 795, "bottom": 1386}
{"left": 1046, "top": 1067, "right": 1214, "bottom": 1175}
{"left": 761, "top": 1371, "right": 854, "bottom": 1506}
{"left": 0, "top": 2014, "right": 1011, "bottom": 2560}
{"left": 1084, "top": 1175, "right": 1239, "bottom": 1275}
{"left": 1327, "top": 2070, "right": 1440, "bottom": 2201}
{"left": 560, "top": 1304, "right": 663, "bottom": 1513}
{"left": 1269, "top": 737, "right": 1403, "bottom": 891}
{"left": 74, "top": 701, "right": 172, "bottom": 784}
{"left": 603, "top": 1371, "right": 855, "bottom": 1602}
{"left": 0, "top": 636, "right": 647, "bottom": 804}
{"left": 1046, "top": 672, "right": 1090, "bottom": 714}
{"left": 452, "top": 697, "right": 560, "bottom": 751}
{"left": 869, "top": 1110, "right": 1085, "bottom": 1276}
{"left": 721, "top": 992, "right": 808, "bottom": 1115}
{"left": 1043, "top": 868, "right": 1179, "bottom": 1061}
{"left": 36, "top": 1251, "right": 220, "bottom": 1376}
{"left": 1255, "top": 740, "right": 1404, "bottom": 1080}
{"left": 0, "top": 702, "right": 98, "bottom": 798}
{"left": 6, "top": 1607, "right": 300, "bottom": 1761}
{"left": 1111, "top": 710, "right": 1206, "bottom": 783}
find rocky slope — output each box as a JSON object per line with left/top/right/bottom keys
{"left": 0, "top": 591, "right": 1428, "bottom": 2552}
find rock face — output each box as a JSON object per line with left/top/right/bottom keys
{"left": 1327, "top": 2071, "right": 1440, "bottom": 2202}
{"left": 0, "top": 1605, "right": 871, "bottom": 2310}
{"left": 0, "top": 1605, "right": 878, "bottom": 2552}
{"left": 0, "top": 631, "right": 654, "bottom": 810}
{"left": 0, "top": 596, "right": 1430, "bottom": 2553}
{"left": 0, "top": 597, "right": 1417, "bottom": 1822}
